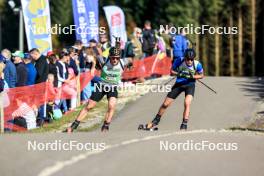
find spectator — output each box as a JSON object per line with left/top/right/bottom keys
{"left": 12, "top": 98, "right": 37, "bottom": 130}
{"left": 82, "top": 47, "right": 96, "bottom": 73}
{"left": 47, "top": 53, "right": 59, "bottom": 87}
{"left": 56, "top": 51, "right": 70, "bottom": 113}
{"left": 46, "top": 74, "right": 59, "bottom": 121}
{"left": 68, "top": 47, "right": 79, "bottom": 76}
{"left": 24, "top": 53, "right": 37, "bottom": 86}
{"left": 131, "top": 27, "right": 143, "bottom": 60}
{"left": 57, "top": 51, "right": 70, "bottom": 87}
{"left": 73, "top": 40, "right": 86, "bottom": 72}
{"left": 47, "top": 73, "right": 57, "bottom": 96}
{"left": 122, "top": 38, "right": 134, "bottom": 60}
{"left": 81, "top": 47, "right": 96, "bottom": 103}
{"left": 29, "top": 48, "right": 49, "bottom": 84}
{"left": 88, "top": 39, "right": 104, "bottom": 69}
{"left": 89, "top": 39, "right": 102, "bottom": 56}
{"left": 156, "top": 31, "right": 166, "bottom": 53}
{"left": 12, "top": 51, "right": 27, "bottom": 87}
{"left": 100, "top": 34, "right": 111, "bottom": 53}
{"left": 171, "top": 28, "right": 188, "bottom": 63}
{"left": 0, "top": 56, "right": 5, "bottom": 92}
{"left": 64, "top": 67, "right": 77, "bottom": 110}
{"left": 160, "top": 25, "right": 173, "bottom": 58}
{"left": 142, "top": 20, "right": 156, "bottom": 57}
{"left": 0, "top": 56, "right": 10, "bottom": 109}
{"left": 131, "top": 27, "right": 145, "bottom": 83}
{"left": 73, "top": 40, "right": 83, "bottom": 51}
{"left": 1, "top": 49, "right": 17, "bottom": 88}
{"left": 29, "top": 48, "right": 48, "bottom": 124}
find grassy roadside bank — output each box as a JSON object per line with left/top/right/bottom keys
{"left": 28, "top": 77, "right": 170, "bottom": 133}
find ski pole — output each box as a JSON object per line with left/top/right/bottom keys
{"left": 136, "top": 76, "right": 175, "bottom": 86}
{"left": 197, "top": 79, "right": 217, "bottom": 94}
{"left": 163, "top": 76, "right": 176, "bottom": 85}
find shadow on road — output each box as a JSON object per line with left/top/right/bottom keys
{"left": 237, "top": 77, "right": 264, "bottom": 101}
{"left": 237, "top": 77, "right": 264, "bottom": 130}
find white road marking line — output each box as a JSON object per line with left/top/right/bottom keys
{"left": 38, "top": 129, "right": 230, "bottom": 176}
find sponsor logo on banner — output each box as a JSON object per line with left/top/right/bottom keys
{"left": 72, "top": 0, "right": 99, "bottom": 46}
{"left": 103, "top": 6, "right": 127, "bottom": 48}
{"left": 111, "top": 13, "right": 121, "bottom": 26}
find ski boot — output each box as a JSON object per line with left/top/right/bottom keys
{"left": 101, "top": 121, "right": 110, "bottom": 132}
{"left": 180, "top": 119, "right": 188, "bottom": 130}
{"left": 64, "top": 120, "right": 80, "bottom": 133}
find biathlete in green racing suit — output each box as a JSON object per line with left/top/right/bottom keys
{"left": 67, "top": 46, "right": 130, "bottom": 132}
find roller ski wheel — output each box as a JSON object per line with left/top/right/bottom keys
{"left": 138, "top": 123, "right": 158, "bottom": 131}
{"left": 63, "top": 128, "right": 73, "bottom": 133}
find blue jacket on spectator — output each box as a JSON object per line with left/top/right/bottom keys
{"left": 69, "top": 57, "right": 79, "bottom": 76}
{"left": 4, "top": 59, "right": 17, "bottom": 88}
{"left": 15, "top": 62, "right": 28, "bottom": 87}
{"left": 172, "top": 35, "right": 188, "bottom": 59}
{"left": 25, "top": 62, "right": 37, "bottom": 86}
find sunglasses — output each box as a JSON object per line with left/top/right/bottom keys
{"left": 110, "top": 57, "right": 120, "bottom": 60}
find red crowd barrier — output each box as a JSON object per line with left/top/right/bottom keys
{"left": 122, "top": 55, "right": 171, "bottom": 79}
{"left": 2, "top": 54, "right": 172, "bottom": 131}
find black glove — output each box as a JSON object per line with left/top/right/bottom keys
{"left": 188, "top": 70, "right": 194, "bottom": 79}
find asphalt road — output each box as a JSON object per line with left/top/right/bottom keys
{"left": 0, "top": 77, "right": 264, "bottom": 176}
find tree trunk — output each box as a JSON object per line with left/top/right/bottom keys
{"left": 238, "top": 7, "right": 243, "bottom": 76}
{"left": 215, "top": 33, "right": 220, "bottom": 76}
{"left": 251, "top": 0, "right": 256, "bottom": 76}
{"left": 202, "top": 36, "right": 208, "bottom": 75}
{"left": 196, "top": 34, "right": 200, "bottom": 59}
{"left": 229, "top": 11, "right": 235, "bottom": 76}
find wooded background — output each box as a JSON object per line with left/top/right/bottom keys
{"left": 0, "top": 0, "right": 263, "bottom": 76}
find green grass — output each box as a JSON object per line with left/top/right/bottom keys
{"left": 22, "top": 82, "right": 156, "bottom": 133}
{"left": 229, "top": 126, "right": 264, "bottom": 132}
{"left": 30, "top": 100, "right": 108, "bottom": 133}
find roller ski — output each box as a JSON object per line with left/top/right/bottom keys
{"left": 138, "top": 115, "right": 160, "bottom": 131}
{"left": 138, "top": 123, "right": 158, "bottom": 131}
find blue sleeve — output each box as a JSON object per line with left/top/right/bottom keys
{"left": 196, "top": 62, "right": 203, "bottom": 73}
{"left": 4, "top": 80, "right": 9, "bottom": 89}
{"left": 11, "top": 65, "right": 17, "bottom": 87}
{"left": 27, "top": 66, "right": 37, "bottom": 85}
{"left": 182, "top": 37, "right": 188, "bottom": 53}
{"left": 4, "top": 67, "right": 10, "bottom": 87}
{"left": 172, "top": 57, "right": 184, "bottom": 71}
{"left": 5, "top": 63, "right": 17, "bottom": 88}
{"left": 70, "top": 59, "right": 79, "bottom": 76}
